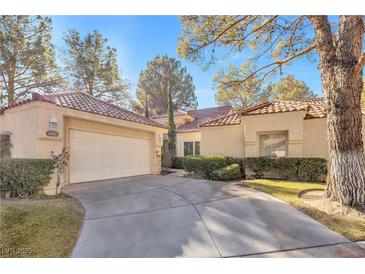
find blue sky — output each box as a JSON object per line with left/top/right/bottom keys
{"left": 51, "top": 16, "right": 323, "bottom": 108}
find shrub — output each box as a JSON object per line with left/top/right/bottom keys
{"left": 296, "top": 158, "right": 327, "bottom": 181}
{"left": 183, "top": 155, "right": 203, "bottom": 174}
{"left": 244, "top": 157, "right": 327, "bottom": 181}
{"left": 210, "top": 164, "right": 242, "bottom": 181}
{"left": 0, "top": 158, "right": 55, "bottom": 198}
{"left": 244, "top": 157, "right": 276, "bottom": 179}
{"left": 183, "top": 155, "right": 244, "bottom": 179}
{"left": 274, "top": 157, "right": 299, "bottom": 179}
{"left": 225, "top": 157, "right": 245, "bottom": 178}
{"left": 172, "top": 157, "right": 185, "bottom": 169}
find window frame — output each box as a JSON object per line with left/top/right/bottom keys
{"left": 183, "top": 141, "right": 194, "bottom": 156}
{"left": 194, "top": 141, "right": 200, "bottom": 156}
{"left": 258, "top": 131, "right": 288, "bottom": 158}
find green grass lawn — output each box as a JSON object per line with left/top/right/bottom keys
{"left": 243, "top": 179, "right": 365, "bottom": 241}
{"left": 0, "top": 195, "right": 84, "bottom": 258}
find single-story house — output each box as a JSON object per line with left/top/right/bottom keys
{"left": 152, "top": 105, "right": 233, "bottom": 157}
{"left": 154, "top": 98, "right": 365, "bottom": 160}
{"left": 0, "top": 91, "right": 167, "bottom": 194}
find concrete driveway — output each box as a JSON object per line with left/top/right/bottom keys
{"left": 63, "top": 173, "right": 365, "bottom": 258}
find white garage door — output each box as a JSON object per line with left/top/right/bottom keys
{"left": 69, "top": 129, "right": 152, "bottom": 184}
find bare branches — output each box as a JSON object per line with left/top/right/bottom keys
{"left": 224, "top": 43, "right": 317, "bottom": 88}
{"left": 288, "top": 16, "right": 304, "bottom": 52}
{"left": 192, "top": 16, "right": 251, "bottom": 53}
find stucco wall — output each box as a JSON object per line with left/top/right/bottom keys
{"left": 176, "top": 132, "right": 201, "bottom": 157}
{"left": 1, "top": 101, "right": 166, "bottom": 195}
{"left": 0, "top": 103, "right": 41, "bottom": 158}
{"left": 242, "top": 111, "right": 307, "bottom": 157}
{"left": 200, "top": 125, "right": 245, "bottom": 157}
{"left": 303, "top": 116, "right": 365, "bottom": 159}
{"left": 302, "top": 118, "right": 328, "bottom": 159}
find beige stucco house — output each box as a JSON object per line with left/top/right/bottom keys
{"left": 152, "top": 106, "right": 233, "bottom": 157}
{"left": 0, "top": 91, "right": 167, "bottom": 195}
{"left": 154, "top": 98, "right": 365, "bottom": 160}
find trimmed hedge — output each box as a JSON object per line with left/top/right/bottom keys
{"left": 210, "top": 164, "right": 242, "bottom": 181}
{"left": 0, "top": 158, "right": 55, "bottom": 198}
{"left": 183, "top": 155, "right": 244, "bottom": 180}
{"left": 244, "top": 157, "right": 327, "bottom": 181}
{"left": 172, "top": 157, "right": 185, "bottom": 169}
{"left": 183, "top": 155, "right": 326, "bottom": 182}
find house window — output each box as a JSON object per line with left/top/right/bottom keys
{"left": 184, "top": 142, "right": 194, "bottom": 156}
{"left": 259, "top": 132, "right": 288, "bottom": 157}
{"left": 195, "top": 142, "right": 200, "bottom": 155}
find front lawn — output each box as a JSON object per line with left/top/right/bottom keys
{"left": 243, "top": 179, "right": 365, "bottom": 241}
{"left": 0, "top": 195, "right": 84, "bottom": 258}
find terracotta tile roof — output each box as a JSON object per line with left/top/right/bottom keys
{"left": 0, "top": 91, "right": 167, "bottom": 129}
{"left": 152, "top": 110, "right": 190, "bottom": 119}
{"left": 241, "top": 97, "right": 327, "bottom": 119}
{"left": 199, "top": 98, "right": 330, "bottom": 128}
{"left": 304, "top": 98, "right": 327, "bottom": 119}
{"left": 176, "top": 105, "right": 232, "bottom": 133}
{"left": 200, "top": 112, "right": 241, "bottom": 127}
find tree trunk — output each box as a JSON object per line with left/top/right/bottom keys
{"left": 7, "top": 64, "right": 15, "bottom": 106}
{"left": 7, "top": 77, "right": 14, "bottom": 105}
{"left": 311, "top": 16, "right": 365, "bottom": 206}
{"left": 144, "top": 95, "right": 149, "bottom": 118}
{"left": 167, "top": 86, "right": 176, "bottom": 167}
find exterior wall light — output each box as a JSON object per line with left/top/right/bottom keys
{"left": 46, "top": 116, "right": 59, "bottom": 137}
{"left": 49, "top": 116, "right": 58, "bottom": 130}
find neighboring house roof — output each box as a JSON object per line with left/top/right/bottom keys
{"left": 152, "top": 109, "right": 190, "bottom": 119}
{"left": 0, "top": 91, "right": 167, "bottom": 129}
{"left": 176, "top": 105, "right": 232, "bottom": 133}
{"left": 200, "top": 112, "right": 241, "bottom": 127}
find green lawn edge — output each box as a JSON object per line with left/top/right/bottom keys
{"left": 243, "top": 179, "right": 365, "bottom": 241}
{"left": 0, "top": 194, "right": 85, "bottom": 258}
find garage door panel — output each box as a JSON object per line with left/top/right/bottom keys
{"left": 69, "top": 129, "right": 152, "bottom": 183}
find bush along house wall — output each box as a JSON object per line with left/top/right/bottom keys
{"left": 183, "top": 155, "right": 244, "bottom": 180}
{"left": 0, "top": 158, "right": 55, "bottom": 198}
{"left": 182, "top": 155, "right": 326, "bottom": 182}
{"left": 172, "top": 157, "right": 185, "bottom": 169}
{"left": 243, "top": 157, "right": 327, "bottom": 182}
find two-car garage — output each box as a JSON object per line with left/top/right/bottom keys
{"left": 69, "top": 129, "right": 153, "bottom": 184}
{"left": 0, "top": 91, "right": 167, "bottom": 194}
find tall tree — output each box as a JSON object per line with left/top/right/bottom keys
{"left": 63, "top": 30, "right": 130, "bottom": 107}
{"left": 167, "top": 86, "right": 176, "bottom": 164}
{"left": 135, "top": 55, "right": 197, "bottom": 117}
{"left": 178, "top": 16, "right": 365, "bottom": 206}
{"left": 214, "top": 65, "right": 265, "bottom": 109}
{"left": 264, "top": 74, "right": 317, "bottom": 101}
{"left": 361, "top": 79, "right": 365, "bottom": 108}
{"left": 0, "top": 16, "right": 63, "bottom": 106}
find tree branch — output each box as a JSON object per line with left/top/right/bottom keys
{"left": 224, "top": 43, "right": 317, "bottom": 87}
{"left": 288, "top": 16, "right": 304, "bottom": 52}
{"left": 14, "top": 57, "right": 38, "bottom": 79}
{"left": 307, "top": 16, "right": 336, "bottom": 63}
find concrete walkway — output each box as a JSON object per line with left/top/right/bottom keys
{"left": 63, "top": 174, "right": 365, "bottom": 258}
